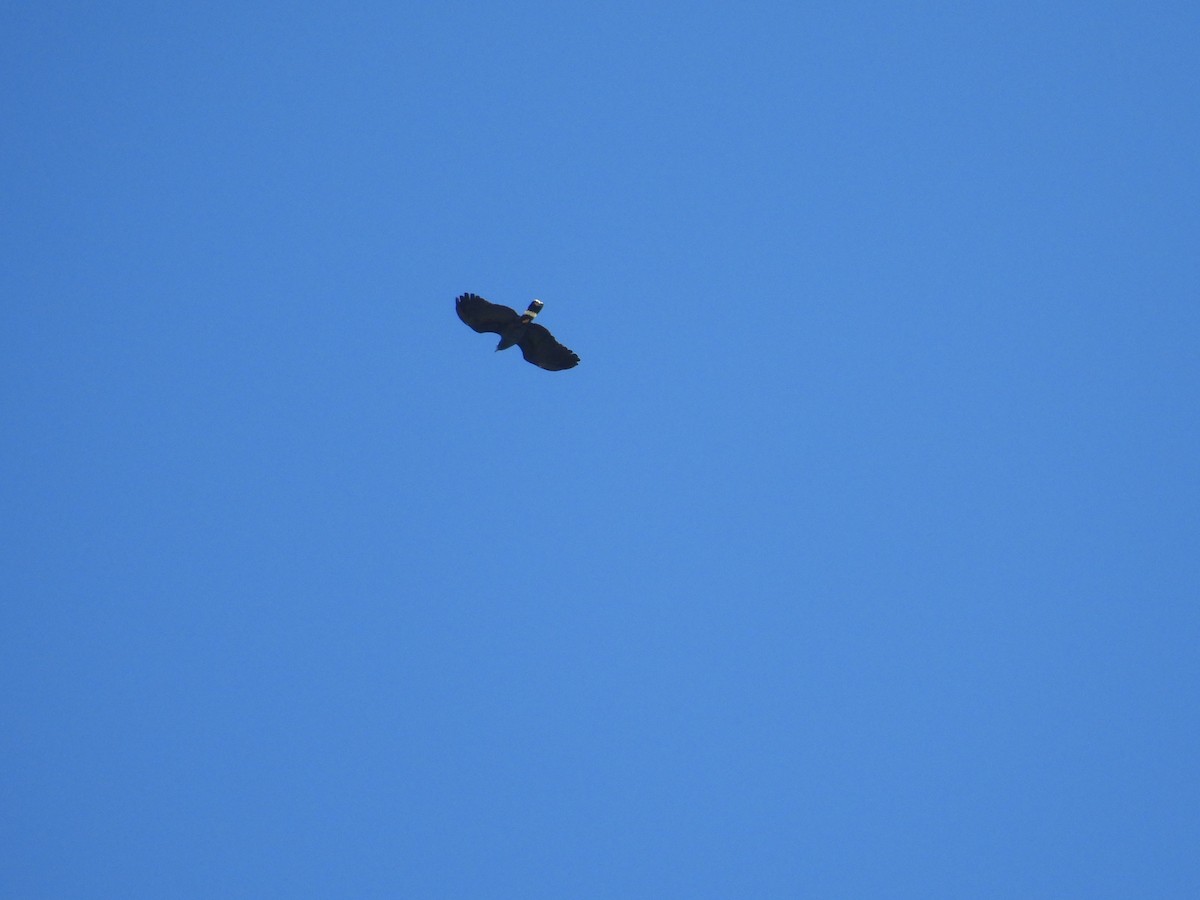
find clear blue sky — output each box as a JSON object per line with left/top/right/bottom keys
{"left": 3, "top": 2, "right": 1197, "bottom": 897}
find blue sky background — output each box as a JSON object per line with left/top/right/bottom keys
{"left": 3, "top": 2, "right": 1197, "bottom": 897}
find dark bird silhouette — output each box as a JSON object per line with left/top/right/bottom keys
{"left": 455, "top": 293, "right": 580, "bottom": 371}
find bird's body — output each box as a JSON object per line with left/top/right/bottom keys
{"left": 455, "top": 293, "right": 580, "bottom": 371}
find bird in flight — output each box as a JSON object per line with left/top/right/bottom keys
{"left": 455, "top": 293, "right": 580, "bottom": 371}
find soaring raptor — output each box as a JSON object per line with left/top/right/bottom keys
{"left": 455, "top": 293, "right": 580, "bottom": 371}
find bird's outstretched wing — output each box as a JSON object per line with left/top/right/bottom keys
{"left": 518, "top": 323, "right": 580, "bottom": 371}
{"left": 456, "top": 293, "right": 520, "bottom": 335}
